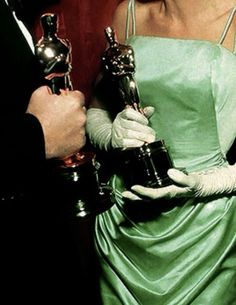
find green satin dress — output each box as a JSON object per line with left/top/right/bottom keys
{"left": 95, "top": 2, "right": 236, "bottom": 304}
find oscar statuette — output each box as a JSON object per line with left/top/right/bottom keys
{"left": 102, "top": 26, "right": 173, "bottom": 189}
{"left": 35, "top": 13, "right": 112, "bottom": 218}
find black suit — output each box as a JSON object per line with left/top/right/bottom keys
{"left": 0, "top": 1, "right": 90, "bottom": 303}
{"left": 0, "top": 0, "right": 45, "bottom": 198}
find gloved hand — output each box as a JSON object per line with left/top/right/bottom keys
{"left": 122, "top": 165, "right": 236, "bottom": 200}
{"left": 111, "top": 107, "right": 155, "bottom": 148}
{"left": 86, "top": 106, "right": 155, "bottom": 151}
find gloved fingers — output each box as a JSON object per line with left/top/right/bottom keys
{"left": 123, "top": 165, "right": 236, "bottom": 201}
{"left": 122, "top": 138, "right": 151, "bottom": 148}
{"left": 130, "top": 184, "right": 192, "bottom": 199}
{"left": 142, "top": 106, "right": 155, "bottom": 119}
{"left": 167, "top": 168, "right": 197, "bottom": 188}
{"left": 112, "top": 134, "right": 155, "bottom": 148}
{"left": 120, "top": 117, "right": 156, "bottom": 135}
{"left": 112, "top": 120, "right": 156, "bottom": 146}
{"left": 122, "top": 190, "right": 142, "bottom": 200}
{"left": 120, "top": 108, "right": 149, "bottom": 125}
{"left": 124, "top": 125, "right": 155, "bottom": 142}
{"left": 111, "top": 129, "right": 152, "bottom": 148}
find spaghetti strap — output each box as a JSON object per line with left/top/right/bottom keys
{"left": 125, "top": 0, "right": 136, "bottom": 41}
{"left": 218, "top": 5, "right": 236, "bottom": 52}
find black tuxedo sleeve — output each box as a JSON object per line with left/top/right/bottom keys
{"left": 0, "top": 112, "right": 46, "bottom": 199}
{"left": 0, "top": 1, "right": 48, "bottom": 200}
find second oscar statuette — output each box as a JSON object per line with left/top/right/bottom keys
{"left": 102, "top": 26, "right": 173, "bottom": 189}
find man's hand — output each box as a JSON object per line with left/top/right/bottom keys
{"left": 27, "top": 86, "right": 86, "bottom": 159}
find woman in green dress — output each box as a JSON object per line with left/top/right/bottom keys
{"left": 86, "top": 0, "right": 236, "bottom": 304}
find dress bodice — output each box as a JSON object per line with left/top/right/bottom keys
{"left": 127, "top": 36, "right": 236, "bottom": 173}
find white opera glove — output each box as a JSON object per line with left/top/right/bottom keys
{"left": 86, "top": 108, "right": 113, "bottom": 151}
{"left": 122, "top": 165, "right": 236, "bottom": 201}
{"left": 86, "top": 107, "right": 155, "bottom": 151}
{"left": 111, "top": 107, "right": 155, "bottom": 148}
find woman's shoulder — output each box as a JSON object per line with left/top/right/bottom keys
{"left": 112, "top": 0, "right": 151, "bottom": 42}
{"left": 112, "top": 1, "right": 130, "bottom": 42}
